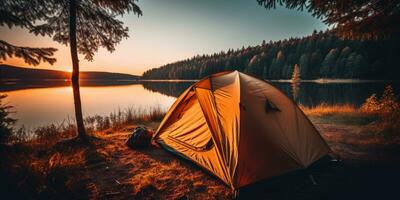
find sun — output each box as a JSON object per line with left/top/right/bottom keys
{"left": 66, "top": 69, "right": 73, "bottom": 72}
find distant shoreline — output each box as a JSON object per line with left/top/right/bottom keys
{"left": 2, "top": 78, "right": 400, "bottom": 84}
{"left": 1, "top": 78, "right": 140, "bottom": 82}
{"left": 139, "top": 79, "right": 400, "bottom": 84}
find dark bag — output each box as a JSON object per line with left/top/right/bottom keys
{"left": 126, "top": 126, "right": 153, "bottom": 149}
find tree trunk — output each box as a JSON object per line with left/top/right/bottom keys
{"left": 69, "top": 0, "right": 88, "bottom": 141}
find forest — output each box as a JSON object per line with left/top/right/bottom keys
{"left": 142, "top": 30, "right": 400, "bottom": 80}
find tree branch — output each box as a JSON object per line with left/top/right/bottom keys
{"left": 0, "top": 40, "right": 57, "bottom": 66}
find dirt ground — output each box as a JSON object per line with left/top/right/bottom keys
{"left": 1, "top": 121, "right": 400, "bottom": 199}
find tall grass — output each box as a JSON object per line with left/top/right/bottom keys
{"left": 299, "top": 103, "right": 379, "bottom": 126}
{"left": 0, "top": 94, "right": 17, "bottom": 144}
{"left": 300, "top": 103, "right": 359, "bottom": 117}
{"left": 8, "top": 85, "right": 400, "bottom": 143}
{"left": 301, "top": 85, "right": 400, "bottom": 138}
{"left": 301, "top": 86, "right": 399, "bottom": 117}
{"left": 11, "top": 105, "right": 166, "bottom": 144}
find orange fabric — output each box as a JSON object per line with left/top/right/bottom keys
{"left": 154, "top": 71, "right": 331, "bottom": 189}
{"left": 155, "top": 94, "right": 231, "bottom": 185}
{"left": 210, "top": 72, "right": 241, "bottom": 187}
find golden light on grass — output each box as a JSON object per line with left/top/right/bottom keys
{"left": 299, "top": 103, "right": 359, "bottom": 116}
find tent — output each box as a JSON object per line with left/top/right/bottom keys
{"left": 153, "top": 71, "right": 331, "bottom": 190}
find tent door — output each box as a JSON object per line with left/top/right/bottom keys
{"left": 168, "top": 135, "right": 214, "bottom": 152}
{"left": 166, "top": 95, "right": 215, "bottom": 152}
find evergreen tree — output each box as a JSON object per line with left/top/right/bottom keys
{"left": 291, "top": 64, "right": 300, "bottom": 100}
{"left": 142, "top": 31, "right": 399, "bottom": 81}
{"left": 334, "top": 46, "right": 352, "bottom": 77}
{"left": 257, "top": 0, "right": 400, "bottom": 40}
{"left": 0, "top": 94, "right": 16, "bottom": 144}
{"left": 299, "top": 53, "right": 310, "bottom": 79}
{"left": 1, "top": 0, "right": 142, "bottom": 141}
{"left": 0, "top": 40, "right": 57, "bottom": 66}
{"left": 320, "top": 49, "right": 338, "bottom": 77}
{"left": 292, "top": 64, "right": 300, "bottom": 83}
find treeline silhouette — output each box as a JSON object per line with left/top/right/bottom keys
{"left": 143, "top": 30, "right": 400, "bottom": 80}
{"left": 0, "top": 65, "right": 140, "bottom": 80}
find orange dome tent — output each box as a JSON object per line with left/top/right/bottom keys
{"left": 153, "top": 71, "right": 331, "bottom": 190}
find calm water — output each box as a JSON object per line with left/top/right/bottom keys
{"left": 1, "top": 80, "right": 399, "bottom": 129}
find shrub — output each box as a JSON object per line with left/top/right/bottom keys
{"left": 0, "top": 94, "right": 16, "bottom": 144}
{"left": 360, "top": 94, "right": 380, "bottom": 113}
{"left": 379, "top": 85, "right": 399, "bottom": 113}
{"left": 11, "top": 105, "right": 166, "bottom": 143}
{"left": 360, "top": 85, "right": 400, "bottom": 138}
{"left": 360, "top": 85, "right": 399, "bottom": 114}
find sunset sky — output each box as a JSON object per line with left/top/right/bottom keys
{"left": 0, "top": 0, "right": 327, "bottom": 76}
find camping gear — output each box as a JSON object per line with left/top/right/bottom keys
{"left": 126, "top": 126, "right": 153, "bottom": 149}
{"left": 153, "top": 71, "right": 331, "bottom": 190}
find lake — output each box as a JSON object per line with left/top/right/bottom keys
{"left": 1, "top": 80, "right": 399, "bottom": 129}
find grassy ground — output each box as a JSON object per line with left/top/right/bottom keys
{"left": 1, "top": 106, "right": 400, "bottom": 199}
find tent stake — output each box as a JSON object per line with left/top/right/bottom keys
{"left": 309, "top": 174, "right": 317, "bottom": 185}
{"left": 233, "top": 189, "right": 240, "bottom": 199}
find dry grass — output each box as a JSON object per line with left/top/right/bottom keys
{"left": 0, "top": 129, "right": 231, "bottom": 199}
{"left": 300, "top": 104, "right": 378, "bottom": 126}
{"left": 10, "top": 105, "right": 166, "bottom": 144}
{"left": 1, "top": 102, "right": 400, "bottom": 199}
{"left": 300, "top": 103, "right": 359, "bottom": 117}
{"left": 2, "top": 86, "right": 399, "bottom": 198}
{"left": 301, "top": 102, "right": 399, "bottom": 146}
{"left": 2, "top": 121, "right": 399, "bottom": 199}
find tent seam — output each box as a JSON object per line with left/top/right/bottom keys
{"left": 154, "top": 85, "right": 193, "bottom": 138}
{"left": 195, "top": 80, "right": 234, "bottom": 189}
{"left": 232, "top": 71, "right": 240, "bottom": 188}
{"left": 209, "top": 74, "right": 236, "bottom": 189}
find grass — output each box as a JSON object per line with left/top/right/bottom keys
{"left": 1, "top": 105, "right": 399, "bottom": 199}
{"left": 10, "top": 105, "right": 166, "bottom": 145}
{"left": 300, "top": 104, "right": 378, "bottom": 125}
{"left": 1, "top": 85, "right": 400, "bottom": 199}
{"left": 300, "top": 103, "right": 359, "bottom": 116}
{"left": 12, "top": 102, "right": 393, "bottom": 144}
{"left": 299, "top": 102, "right": 400, "bottom": 149}
{"left": 0, "top": 130, "right": 231, "bottom": 199}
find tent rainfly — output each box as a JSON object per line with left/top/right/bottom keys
{"left": 153, "top": 71, "right": 331, "bottom": 190}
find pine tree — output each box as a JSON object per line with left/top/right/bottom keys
{"left": 1, "top": 0, "right": 142, "bottom": 141}
{"left": 257, "top": 0, "right": 400, "bottom": 40}
{"left": 0, "top": 94, "right": 16, "bottom": 144}
{"left": 299, "top": 53, "right": 310, "bottom": 78}
{"left": 291, "top": 64, "right": 300, "bottom": 83}
{"left": 291, "top": 64, "right": 300, "bottom": 100}
{"left": 142, "top": 30, "right": 399, "bottom": 81}
{"left": 320, "top": 48, "right": 338, "bottom": 77}
{"left": 0, "top": 41, "right": 57, "bottom": 66}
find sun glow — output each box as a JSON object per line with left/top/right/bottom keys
{"left": 66, "top": 69, "right": 73, "bottom": 72}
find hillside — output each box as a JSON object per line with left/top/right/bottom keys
{"left": 142, "top": 31, "right": 400, "bottom": 80}
{"left": 0, "top": 65, "right": 140, "bottom": 80}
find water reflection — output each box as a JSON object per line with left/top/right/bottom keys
{"left": 141, "top": 81, "right": 400, "bottom": 106}
{"left": 4, "top": 84, "right": 176, "bottom": 129}
{"left": 141, "top": 81, "right": 193, "bottom": 97}
{"left": 1, "top": 80, "right": 399, "bottom": 129}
